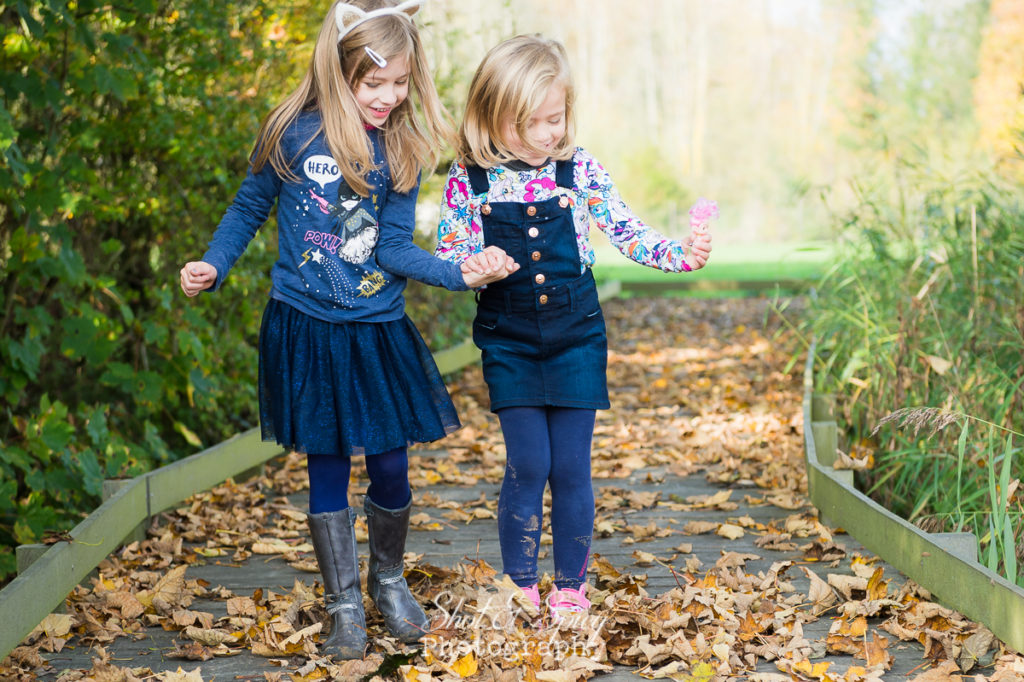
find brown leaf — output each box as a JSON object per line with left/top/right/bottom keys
{"left": 859, "top": 632, "right": 893, "bottom": 669}
{"left": 462, "top": 558, "right": 497, "bottom": 584}
{"left": 827, "top": 573, "right": 867, "bottom": 600}
{"left": 908, "top": 660, "right": 962, "bottom": 681}
{"left": 29, "top": 613, "right": 75, "bottom": 639}
{"left": 105, "top": 591, "right": 145, "bottom": 620}
{"left": 957, "top": 628, "right": 995, "bottom": 672}
{"left": 801, "top": 566, "right": 837, "bottom": 613}
{"left": 802, "top": 540, "right": 847, "bottom": 562}
{"left": 715, "top": 551, "right": 759, "bottom": 569}
{"left": 41, "top": 530, "right": 74, "bottom": 545}
{"left": 754, "top": 532, "right": 798, "bottom": 552}
{"left": 682, "top": 520, "right": 719, "bottom": 535}
{"left": 226, "top": 596, "right": 258, "bottom": 617}
{"left": 183, "top": 626, "right": 235, "bottom": 647}
{"left": 167, "top": 640, "right": 214, "bottom": 661}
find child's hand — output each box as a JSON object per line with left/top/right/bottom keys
{"left": 180, "top": 261, "right": 218, "bottom": 297}
{"left": 685, "top": 233, "right": 712, "bottom": 271}
{"left": 461, "top": 246, "right": 519, "bottom": 287}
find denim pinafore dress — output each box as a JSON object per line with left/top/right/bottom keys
{"left": 466, "top": 161, "right": 610, "bottom": 412}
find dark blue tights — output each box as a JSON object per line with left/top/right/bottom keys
{"left": 306, "top": 447, "right": 411, "bottom": 514}
{"left": 496, "top": 406, "right": 595, "bottom": 590}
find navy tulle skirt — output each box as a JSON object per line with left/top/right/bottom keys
{"left": 258, "top": 298, "right": 460, "bottom": 457}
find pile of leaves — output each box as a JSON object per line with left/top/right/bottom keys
{"left": 3, "top": 297, "right": 1022, "bottom": 681}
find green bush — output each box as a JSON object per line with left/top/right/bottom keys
{"left": 0, "top": 1, "right": 475, "bottom": 585}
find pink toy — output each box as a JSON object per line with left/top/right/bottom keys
{"left": 688, "top": 197, "right": 718, "bottom": 234}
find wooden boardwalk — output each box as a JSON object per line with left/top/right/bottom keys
{"left": 32, "top": 450, "right": 935, "bottom": 680}
{"left": 23, "top": 297, "right": 976, "bottom": 680}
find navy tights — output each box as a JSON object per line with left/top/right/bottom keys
{"left": 306, "top": 446, "right": 411, "bottom": 513}
{"left": 496, "top": 406, "right": 595, "bottom": 590}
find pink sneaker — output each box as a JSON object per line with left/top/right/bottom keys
{"left": 546, "top": 584, "right": 590, "bottom": 625}
{"left": 520, "top": 583, "right": 540, "bottom": 611}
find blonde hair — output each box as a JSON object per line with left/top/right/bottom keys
{"left": 251, "top": 0, "right": 454, "bottom": 196}
{"left": 458, "top": 35, "right": 576, "bottom": 168}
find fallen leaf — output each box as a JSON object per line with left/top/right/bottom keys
{"left": 717, "top": 523, "right": 745, "bottom": 540}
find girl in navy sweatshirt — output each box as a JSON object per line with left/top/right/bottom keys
{"left": 179, "top": 0, "right": 515, "bottom": 660}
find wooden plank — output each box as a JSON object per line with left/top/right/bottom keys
{"left": 0, "top": 479, "right": 147, "bottom": 657}
{"left": 803, "top": 344, "right": 1024, "bottom": 653}
{"left": 810, "top": 421, "right": 838, "bottom": 468}
{"left": 597, "top": 280, "right": 622, "bottom": 301}
{"left": 145, "top": 429, "right": 283, "bottom": 515}
{"left": 433, "top": 339, "right": 480, "bottom": 376}
{"left": 102, "top": 479, "right": 147, "bottom": 545}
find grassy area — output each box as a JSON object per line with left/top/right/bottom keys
{"left": 591, "top": 240, "right": 833, "bottom": 291}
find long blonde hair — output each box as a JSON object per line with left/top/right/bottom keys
{"left": 458, "top": 35, "right": 577, "bottom": 169}
{"left": 252, "top": 0, "right": 453, "bottom": 196}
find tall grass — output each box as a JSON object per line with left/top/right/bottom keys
{"left": 806, "top": 162, "right": 1024, "bottom": 583}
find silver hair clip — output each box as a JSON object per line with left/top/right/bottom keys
{"left": 364, "top": 46, "right": 388, "bottom": 68}
{"left": 335, "top": 0, "right": 424, "bottom": 44}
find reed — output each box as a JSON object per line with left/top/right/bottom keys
{"left": 805, "top": 162, "right": 1024, "bottom": 583}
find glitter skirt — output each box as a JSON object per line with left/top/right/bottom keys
{"left": 258, "top": 298, "right": 460, "bottom": 457}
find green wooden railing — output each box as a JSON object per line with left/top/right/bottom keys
{"left": 803, "top": 342, "right": 1024, "bottom": 652}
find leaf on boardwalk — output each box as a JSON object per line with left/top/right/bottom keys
{"left": 167, "top": 639, "right": 214, "bottom": 661}
{"left": 908, "top": 660, "right": 961, "bottom": 681}
{"left": 956, "top": 628, "right": 994, "bottom": 672}
{"left": 716, "top": 523, "right": 745, "bottom": 540}
{"left": 156, "top": 668, "right": 206, "bottom": 682}
{"left": 682, "top": 520, "right": 718, "bottom": 535}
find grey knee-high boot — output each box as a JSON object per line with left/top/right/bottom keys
{"left": 364, "top": 497, "right": 430, "bottom": 642}
{"left": 307, "top": 508, "right": 366, "bottom": 659}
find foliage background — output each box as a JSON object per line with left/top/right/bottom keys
{"left": 1, "top": 0, "right": 1023, "bottom": 585}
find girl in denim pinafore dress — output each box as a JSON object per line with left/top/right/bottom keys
{"left": 436, "top": 35, "right": 713, "bottom": 622}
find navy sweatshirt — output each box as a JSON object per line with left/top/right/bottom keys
{"left": 202, "top": 110, "right": 467, "bottom": 323}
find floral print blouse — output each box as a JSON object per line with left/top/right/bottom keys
{"left": 434, "top": 147, "right": 691, "bottom": 273}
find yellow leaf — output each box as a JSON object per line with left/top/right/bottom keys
{"left": 174, "top": 420, "right": 203, "bottom": 448}
{"left": 450, "top": 652, "right": 478, "bottom": 677}
{"left": 792, "top": 659, "right": 833, "bottom": 678}
{"left": 866, "top": 566, "right": 888, "bottom": 600}
{"left": 687, "top": 661, "right": 717, "bottom": 682}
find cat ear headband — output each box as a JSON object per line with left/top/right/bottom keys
{"left": 335, "top": 0, "right": 423, "bottom": 44}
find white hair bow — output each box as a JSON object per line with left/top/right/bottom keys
{"left": 335, "top": 0, "right": 423, "bottom": 43}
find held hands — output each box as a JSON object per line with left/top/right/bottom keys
{"left": 461, "top": 245, "right": 519, "bottom": 288}
{"left": 180, "top": 261, "right": 218, "bottom": 297}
